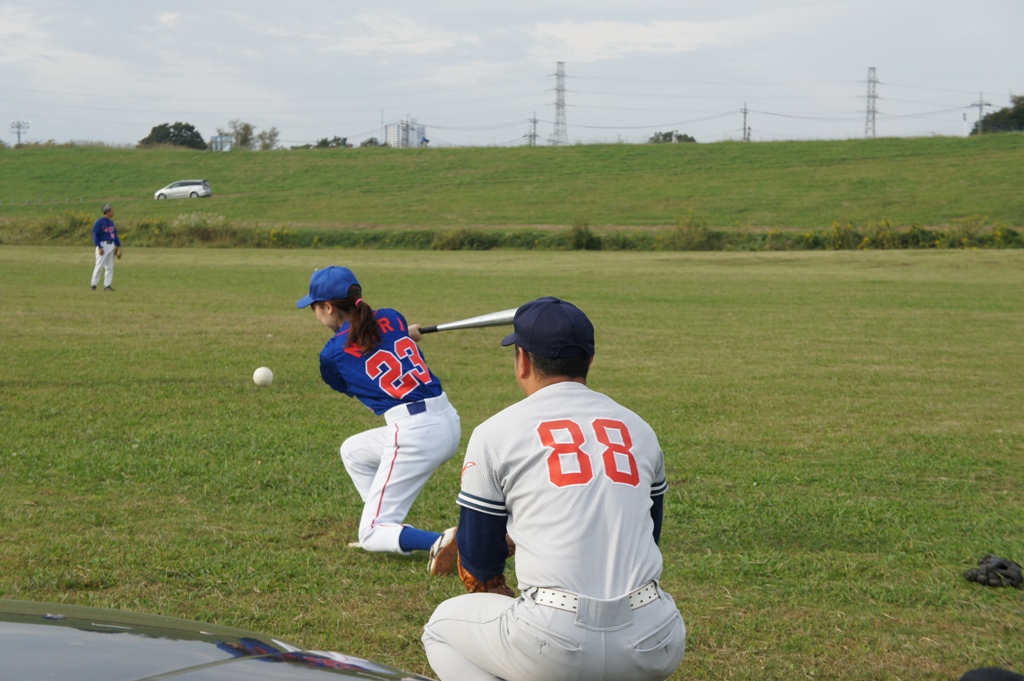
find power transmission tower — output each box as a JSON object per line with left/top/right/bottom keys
{"left": 528, "top": 113, "right": 538, "bottom": 146}
{"left": 865, "top": 67, "right": 878, "bottom": 138}
{"left": 742, "top": 103, "right": 750, "bottom": 141}
{"left": 10, "top": 120, "right": 30, "bottom": 145}
{"left": 970, "top": 92, "right": 991, "bottom": 135}
{"left": 551, "top": 62, "right": 568, "bottom": 146}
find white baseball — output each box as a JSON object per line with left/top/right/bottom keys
{"left": 253, "top": 366, "right": 274, "bottom": 386}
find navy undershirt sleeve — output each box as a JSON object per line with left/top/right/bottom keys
{"left": 651, "top": 493, "right": 664, "bottom": 545}
{"left": 456, "top": 506, "right": 509, "bottom": 584}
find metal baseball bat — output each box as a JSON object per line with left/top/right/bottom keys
{"left": 419, "top": 308, "right": 517, "bottom": 334}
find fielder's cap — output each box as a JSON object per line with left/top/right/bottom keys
{"left": 296, "top": 266, "right": 360, "bottom": 308}
{"left": 501, "top": 296, "right": 595, "bottom": 358}
{"left": 102, "top": 203, "right": 113, "bottom": 214}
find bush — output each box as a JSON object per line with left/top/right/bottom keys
{"left": 431, "top": 228, "right": 501, "bottom": 250}
{"left": 37, "top": 211, "right": 93, "bottom": 241}
{"left": 1, "top": 212, "right": 1021, "bottom": 251}
{"left": 828, "top": 222, "right": 861, "bottom": 250}
{"left": 665, "top": 214, "right": 722, "bottom": 251}
{"left": 567, "top": 223, "right": 602, "bottom": 250}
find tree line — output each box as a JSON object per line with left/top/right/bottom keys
{"left": 135, "top": 94, "right": 1023, "bottom": 151}
{"left": 138, "top": 119, "right": 279, "bottom": 151}
{"left": 138, "top": 120, "right": 381, "bottom": 151}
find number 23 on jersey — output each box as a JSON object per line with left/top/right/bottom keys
{"left": 538, "top": 419, "right": 640, "bottom": 488}
{"left": 365, "top": 337, "right": 432, "bottom": 399}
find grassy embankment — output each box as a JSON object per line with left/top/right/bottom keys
{"left": 1, "top": 246, "right": 1022, "bottom": 680}
{"left": 0, "top": 135, "right": 1022, "bottom": 249}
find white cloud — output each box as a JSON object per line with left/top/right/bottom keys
{"left": 0, "top": 8, "right": 35, "bottom": 40}
{"left": 530, "top": 19, "right": 763, "bottom": 62}
{"left": 158, "top": 13, "right": 181, "bottom": 29}
{"left": 320, "top": 14, "right": 477, "bottom": 55}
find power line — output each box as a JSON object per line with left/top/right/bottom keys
{"left": 10, "top": 120, "right": 30, "bottom": 145}
{"left": 969, "top": 92, "right": 992, "bottom": 134}
{"left": 566, "top": 111, "right": 736, "bottom": 130}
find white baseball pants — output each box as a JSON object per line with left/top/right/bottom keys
{"left": 423, "top": 584, "right": 686, "bottom": 681}
{"left": 91, "top": 241, "right": 116, "bottom": 287}
{"left": 340, "top": 392, "right": 460, "bottom": 554}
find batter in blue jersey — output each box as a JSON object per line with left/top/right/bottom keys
{"left": 298, "top": 266, "right": 461, "bottom": 556}
{"left": 318, "top": 307, "right": 443, "bottom": 415}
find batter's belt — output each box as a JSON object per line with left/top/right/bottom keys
{"left": 533, "top": 581, "right": 660, "bottom": 613}
{"left": 384, "top": 392, "right": 451, "bottom": 424}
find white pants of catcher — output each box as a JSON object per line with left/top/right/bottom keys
{"left": 340, "top": 392, "right": 460, "bottom": 554}
{"left": 91, "top": 241, "right": 116, "bottom": 288}
{"left": 422, "top": 583, "right": 686, "bottom": 681}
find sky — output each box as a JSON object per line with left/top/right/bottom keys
{"left": 1, "top": 1, "right": 1021, "bottom": 148}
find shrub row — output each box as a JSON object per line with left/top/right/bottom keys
{"left": 2, "top": 212, "right": 1021, "bottom": 251}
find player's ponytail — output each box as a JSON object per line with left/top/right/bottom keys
{"left": 334, "top": 284, "right": 381, "bottom": 354}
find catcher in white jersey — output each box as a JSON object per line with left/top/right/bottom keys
{"left": 422, "top": 296, "right": 686, "bottom": 681}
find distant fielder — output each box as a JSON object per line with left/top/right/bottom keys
{"left": 297, "top": 266, "right": 461, "bottom": 556}
{"left": 90, "top": 203, "right": 122, "bottom": 291}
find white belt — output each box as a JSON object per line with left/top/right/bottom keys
{"left": 533, "top": 581, "right": 659, "bottom": 613}
{"left": 383, "top": 392, "right": 450, "bottom": 424}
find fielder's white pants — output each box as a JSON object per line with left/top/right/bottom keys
{"left": 423, "top": 585, "right": 686, "bottom": 681}
{"left": 91, "top": 241, "right": 116, "bottom": 287}
{"left": 340, "top": 393, "right": 460, "bottom": 554}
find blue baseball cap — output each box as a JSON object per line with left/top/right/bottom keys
{"left": 501, "top": 296, "right": 595, "bottom": 358}
{"left": 296, "top": 266, "right": 360, "bottom": 308}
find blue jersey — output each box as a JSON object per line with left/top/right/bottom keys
{"left": 318, "top": 308, "right": 443, "bottom": 415}
{"left": 93, "top": 217, "right": 121, "bottom": 247}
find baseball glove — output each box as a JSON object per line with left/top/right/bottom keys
{"left": 114, "top": 246, "right": 122, "bottom": 259}
{"left": 458, "top": 557, "right": 514, "bottom": 597}
{"left": 964, "top": 554, "right": 1023, "bottom": 588}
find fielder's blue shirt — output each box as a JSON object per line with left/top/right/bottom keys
{"left": 93, "top": 217, "right": 120, "bottom": 247}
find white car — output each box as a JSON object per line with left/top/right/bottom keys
{"left": 154, "top": 179, "right": 213, "bottom": 199}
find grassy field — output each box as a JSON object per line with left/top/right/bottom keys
{"left": 1, "top": 135, "right": 1023, "bottom": 231}
{"left": 1, "top": 246, "right": 1023, "bottom": 680}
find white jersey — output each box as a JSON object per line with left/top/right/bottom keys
{"left": 457, "top": 380, "right": 667, "bottom": 598}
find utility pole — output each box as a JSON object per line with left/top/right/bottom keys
{"left": 10, "top": 120, "right": 30, "bottom": 145}
{"left": 865, "top": 67, "right": 878, "bottom": 138}
{"left": 551, "top": 62, "right": 568, "bottom": 146}
{"left": 970, "top": 92, "right": 991, "bottom": 135}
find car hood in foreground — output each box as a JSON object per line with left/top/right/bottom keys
{"left": 0, "top": 599, "right": 432, "bottom": 681}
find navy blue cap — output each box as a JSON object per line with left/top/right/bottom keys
{"left": 296, "top": 266, "right": 360, "bottom": 308}
{"left": 501, "top": 296, "right": 595, "bottom": 358}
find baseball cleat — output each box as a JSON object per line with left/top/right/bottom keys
{"left": 427, "top": 527, "right": 459, "bottom": 576}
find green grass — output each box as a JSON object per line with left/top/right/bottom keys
{"left": 1, "top": 135, "right": 1023, "bottom": 231}
{"left": 1, "top": 246, "right": 1023, "bottom": 680}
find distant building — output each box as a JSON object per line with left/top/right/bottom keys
{"left": 384, "top": 118, "right": 427, "bottom": 148}
{"left": 210, "top": 134, "right": 232, "bottom": 152}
